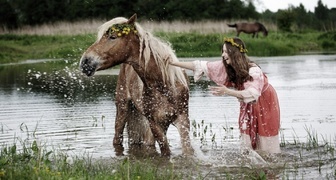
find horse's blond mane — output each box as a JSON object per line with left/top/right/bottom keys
{"left": 97, "top": 17, "right": 188, "bottom": 88}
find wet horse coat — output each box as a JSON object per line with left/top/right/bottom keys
{"left": 79, "top": 14, "right": 194, "bottom": 156}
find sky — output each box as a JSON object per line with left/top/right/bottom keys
{"left": 256, "top": 0, "right": 336, "bottom": 12}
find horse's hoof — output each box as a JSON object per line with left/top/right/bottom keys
{"left": 182, "top": 150, "right": 195, "bottom": 157}
{"left": 114, "top": 144, "right": 124, "bottom": 156}
{"left": 161, "top": 151, "right": 171, "bottom": 158}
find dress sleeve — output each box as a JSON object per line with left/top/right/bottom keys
{"left": 240, "top": 66, "right": 264, "bottom": 103}
{"left": 192, "top": 60, "right": 208, "bottom": 82}
{"left": 192, "top": 60, "right": 228, "bottom": 85}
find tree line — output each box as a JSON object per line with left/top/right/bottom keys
{"left": 0, "top": 0, "right": 335, "bottom": 32}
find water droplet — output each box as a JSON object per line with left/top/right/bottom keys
{"left": 35, "top": 74, "right": 41, "bottom": 79}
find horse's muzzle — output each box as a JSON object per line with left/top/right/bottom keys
{"left": 80, "top": 56, "right": 97, "bottom": 77}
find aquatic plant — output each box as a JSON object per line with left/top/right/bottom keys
{"left": 191, "top": 119, "right": 218, "bottom": 148}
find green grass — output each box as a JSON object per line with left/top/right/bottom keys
{"left": 0, "top": 141, "right": 187, "bottom": 179}
{"left": 1, "top": 121, "right": 336, "bottom": 179}
{"left": 1, "top": 31, "right": 335, "bottom": 64}
{"left": 0, "top": 34, "right": 95, "bottom": 64}
{"left": 157, "top": 31, "right": 336, "bottom": 57}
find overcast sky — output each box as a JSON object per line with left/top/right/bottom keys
{"left": 256, "top": 0, "right": 336, "bottom": 12}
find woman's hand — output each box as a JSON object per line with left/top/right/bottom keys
{"left": 165, "top": 55, "right": 174, "bottom": 65}
{"left": 209, "top": 85, "right": 228, "bottom": 96}
{"left": 210, "top": 85, "right": 244, "bottom": 100}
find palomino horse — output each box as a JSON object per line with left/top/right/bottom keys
{"left": 79, "top": 14, "right": 194, "bottom": 157}
{"left": 227, "top": 22, "right": 268, "bottom": 38}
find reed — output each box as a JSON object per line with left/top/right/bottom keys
{"left": 0, "top": 19, "right": 277, "bottom": 35}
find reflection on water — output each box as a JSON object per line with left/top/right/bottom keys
{"left": 1, "top": 55, "right": 336, "bottom": 178}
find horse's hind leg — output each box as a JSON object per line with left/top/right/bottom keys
{"left": 174, "top": 114, "right": 194, "bottom": 156}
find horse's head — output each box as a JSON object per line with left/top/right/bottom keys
{"left": 263, "top": 29, "right": 268, "bottom": 37}
{"left": 80, "top": 14, "right": 139, "bottom": 76}
{"left": 259, "top": 23, "right": 268, "bottom": 37}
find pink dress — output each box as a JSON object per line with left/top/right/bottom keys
{"left": 193, "top": 60, "right": 281, "bottom": 153}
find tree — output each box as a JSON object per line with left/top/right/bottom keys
{"left": 314, "top": 0, "right": 330, "bottom": 30}
{"left": 1, "top": 0, "right": 264, "bottom": 27}
{"left": 0, "top": 0, "right": 18, "bottom": 29}
{"left": 245, "top": 1, "right": 260, "bottom": 20}
{"left": 276, "top": 9, "right": 295, "bottom": 32}
{"left": 315, "top": 0, "right": 329, "bottom": 20}
{"left": 293, "top": 4, "right": 310, "bottom": 30}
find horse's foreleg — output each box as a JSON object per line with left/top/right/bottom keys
{"left": 174, "top": 114, "right": 194, "bottom": 156}
{"left": 113, "top": 102, "right": 128, "bottom": 156}
{"left": 148, "top": 120, "right": 171, "bottom": 156}
{"left": 236, "top": 31, "right": 240, "bottom": 37}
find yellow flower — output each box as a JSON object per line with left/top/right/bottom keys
{"left": 0, "top": 170, "right": 5, "bottom": 177}
{"left": 108, "top": 24, "right": 137, "bottom": 37}
{"left": 45, "top": 167, "right": 50, "bottom": 173}
{"left": 224, "top": 37, "right": 248, "bottom": 53}
{"left": 33, "top": 166, "right": 39, "bottom": 174}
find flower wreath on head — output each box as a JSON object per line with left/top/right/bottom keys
{"left": 108, "top": 23, "right": 137, "bottom": 37}
{"left": 224, "top": 37, "right": 248, "bottom": 53}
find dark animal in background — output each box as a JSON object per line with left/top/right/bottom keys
{"left": 79, "top": 14, "right": 194, "bottom": 157}
{"left": 227, "top": 22, "right": 268, "bottom": 38}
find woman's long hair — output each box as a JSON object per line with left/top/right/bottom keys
{"left": 222, "top": 37, "right": 254, "bottom": 88}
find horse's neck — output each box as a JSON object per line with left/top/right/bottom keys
{"left": 128, "top": 56, "right": 165, "bottom": 87}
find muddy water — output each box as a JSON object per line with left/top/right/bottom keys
{"left": 1, "top": 54, "right": 336, "bottom": 178}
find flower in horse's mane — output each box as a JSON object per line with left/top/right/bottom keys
{"left": 224, "top": 37, "right": 248, "bottom": 53}
{"left": 108, "top": 24, "right": 137, "bottom": 37}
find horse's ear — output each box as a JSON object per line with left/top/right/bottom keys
{"left": 127, "top": 13, "right": 137, "bottom": 24}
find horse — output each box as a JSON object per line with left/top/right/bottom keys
{"left": 227, "top": 22, "right": 268, "bottom": 38}
{"left": 79, "top": 13, "right": 194, "bottom": 157}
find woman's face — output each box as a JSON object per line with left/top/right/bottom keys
{"left": 222, "top": 44, "right": 231, "bottom": 65}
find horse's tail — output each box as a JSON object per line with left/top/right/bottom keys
{"left": 227, "top": 23, "right": 237, "bottom": 28}
{"left": 257, "top": 22, "right": 268, "bottom": 36}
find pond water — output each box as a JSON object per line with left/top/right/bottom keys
{"left": 1, "top": 54, "right": 336, "bottom": 178}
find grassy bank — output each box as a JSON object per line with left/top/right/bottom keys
{"left": 1, "top": 123, "right": 335, "bottom": 179}
{"left": 0, "top": 141, "right": 185, "bottom": 179}
{"left": 1, "top": 31, "right": 335, "bottom": 64}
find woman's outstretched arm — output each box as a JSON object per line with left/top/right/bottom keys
{"left": 169, "top": 60, "right": 196, "bottom": 71}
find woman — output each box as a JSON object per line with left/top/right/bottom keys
{"left": 170, "top": 37, "right": 281, "bottom": 154}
